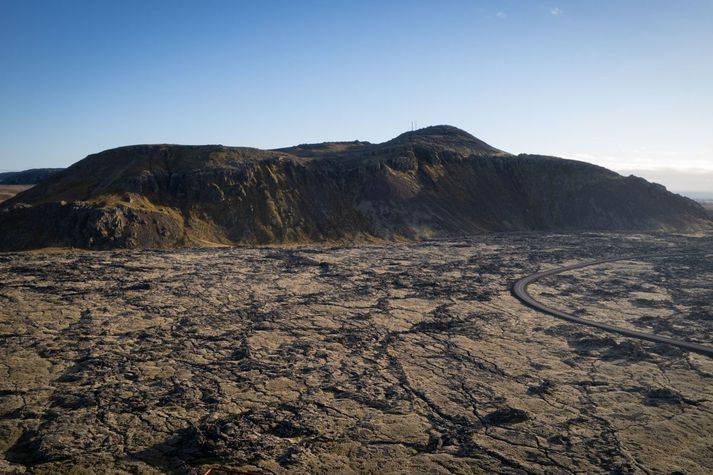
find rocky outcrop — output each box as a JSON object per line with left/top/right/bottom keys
{"left": 0, "top": 126, "right": 709, "bottom": 250}
{"left": 0, "top": 201, "right": 184, "bottom": 249}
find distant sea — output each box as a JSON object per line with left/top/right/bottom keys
{"left": 677, "top": 191, "right": 713, "bottom": 201}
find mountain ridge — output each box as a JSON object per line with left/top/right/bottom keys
{"left": 1, "top": 126, "right": 709, "bottom": 250}
{"left": 0, "top": 168, "right": 63, "bottom": 185}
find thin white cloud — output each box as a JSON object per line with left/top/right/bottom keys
{"left": 496, "top": 11, "right": 507, "bottom": 19}
{"left": 568, "top": 151, "right": 713, "bottom": 171}
{"left": 550, "top": 7, "right": 562, "bottom": 16}
{"left": 615, "top": 168, "right": 713, "bottom": 193}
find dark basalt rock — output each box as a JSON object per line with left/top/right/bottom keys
{"left": 156, "top": 409, "right": 316, "bottom": 469}
{"left": 527, "top": 380, "right": 555, "bottom": 396}
{"left": 644, "top": 388, "right": 698, "bottom": 406}
{"left": 482, "top": 407, "right": 530, "bottom": 426}
{"left": 568, "top": 335, "right": 618, "bottom": 354}
{"left": 601, "top": 341, "right": 651, "bottom": 361}
{"left": 1, "top": 125, "right": 710, "bottom": 250}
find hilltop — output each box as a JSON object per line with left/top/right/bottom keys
{"left": 0, "top": 126, "right": 709, "bottom": 250}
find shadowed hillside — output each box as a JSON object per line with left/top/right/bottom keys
{"left": 0, "top": 126, "right": 709, "bottom": 250}
{"left": 0, "top": 168, "right": 63, "bottom": 185}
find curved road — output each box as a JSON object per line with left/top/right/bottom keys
{"left": 512, "top": 255, "right": 713, "bottom": 358}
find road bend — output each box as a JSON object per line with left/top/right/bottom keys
{"left": 512, "top": 254, "right": 713, "bottom": 358}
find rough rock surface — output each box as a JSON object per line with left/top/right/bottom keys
{"left": 1, "top": 126, "right": 709, "bottom": 250}
{"left": 1, "top": 232, "right": 712, "bottom": 473}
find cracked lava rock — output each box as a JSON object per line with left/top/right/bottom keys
{"left": 1, "top": 232, "right": 713, "bottom": 474}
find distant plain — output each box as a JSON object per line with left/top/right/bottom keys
{"left": 0, "top": 185, "right": 31, "bottom": 203}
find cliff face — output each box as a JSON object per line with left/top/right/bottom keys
{"left": 0, "top": 126, "right": 709, "bottom": 250}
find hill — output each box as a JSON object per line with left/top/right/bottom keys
{"left": 0, "top": 126, "right": 709, "bottom": 250}
{"left": 0, "top": 168, "right": 63, "bottom": 185}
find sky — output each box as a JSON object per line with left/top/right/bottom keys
{"left": 1, "top": 0, "right": 712, "bottom": 192}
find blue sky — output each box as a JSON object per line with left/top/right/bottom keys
{"left": 1, "top": 1, "right": 712, "bottom": 190}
